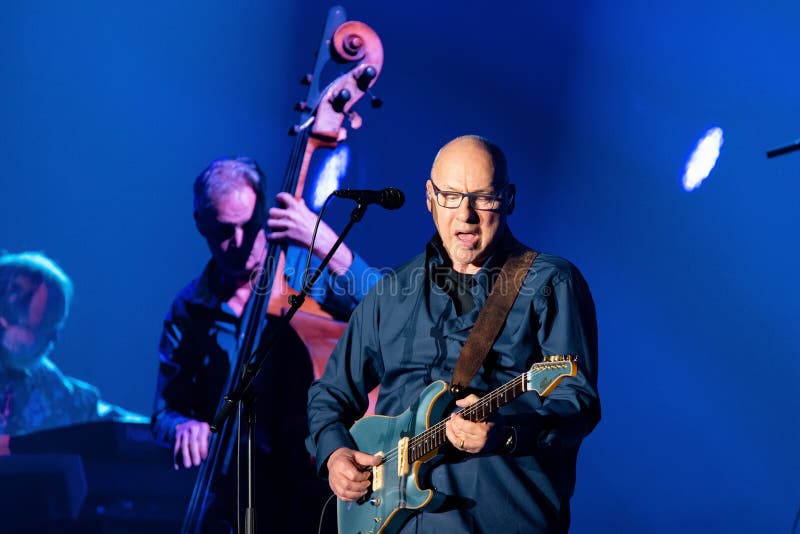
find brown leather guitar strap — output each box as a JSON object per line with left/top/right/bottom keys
{"left": 449, "top": 247, "right": 538, "bottom": 396}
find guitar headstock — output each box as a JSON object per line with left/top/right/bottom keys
{"left": 524, "top": 355, "right": 578, "bottom": 397}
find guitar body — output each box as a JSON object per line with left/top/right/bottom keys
{"left": 336, "top": 356, "right": 578, "bottom": 534}
{"left": 340, "top": 380, "right": 453, "bottom": 534}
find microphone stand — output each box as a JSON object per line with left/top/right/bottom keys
{"left": 210, "top": 200, "right": 369, "bottom": 534}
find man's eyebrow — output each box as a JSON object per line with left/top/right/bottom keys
{"left": 445, "top": 188, "right": 499, "bottom": 195}
{"left": 435, "top": 183, "right": 497, "bottom": 194}
{"left": 209, "top": 222, "right": 237, "bottom": 234}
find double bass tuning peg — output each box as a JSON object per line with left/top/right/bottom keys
{"left": 355, "top": 66, "right": 382, "bottom": 108}
{"left": 331, "top": 89, "right": 352, "bottom": 113}
{"left": 356, "top": 66, "right": 377, "bottom": 91}
{"left": 348, "top": 110, "right": 362, "bottom": 130}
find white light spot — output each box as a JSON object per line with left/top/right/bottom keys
{"left": 311, "top": 145, "right": 350, "bottom": 209}
{"left": 682, "top": 127, "right": 723, "bottom": 192}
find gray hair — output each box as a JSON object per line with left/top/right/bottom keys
{"left": 0, "top": 251, "right": 73, "bottom": 332}
{"left": 193, "top": 156, "right": 266, "bottom": 215}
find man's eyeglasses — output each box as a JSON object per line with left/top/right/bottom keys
{"left": 429, "top": 181, "right": 509, "bottom": 211}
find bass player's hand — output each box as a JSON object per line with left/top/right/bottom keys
{"left": 267, "top": 192, "right": 354, "bottom": 275}
{"left": 173, "top": 419, "right": 210, "bottom": 469}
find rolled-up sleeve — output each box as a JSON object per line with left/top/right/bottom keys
{"left": 320, "top": 252, "right": 376, "bottom": 316}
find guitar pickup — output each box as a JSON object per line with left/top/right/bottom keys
{"left": 372, "top": 451, "right": 384, "bottom": 492}
{"left": 357, "top": 451, "right": 384, "bottom": 505}
{"left": 397, "top": 436, "right": 409, "bottom": 477}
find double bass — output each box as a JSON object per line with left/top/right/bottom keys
{"left": 181, "top": 6, "right": 384, "bottom": 532}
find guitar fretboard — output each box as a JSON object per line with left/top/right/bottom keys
{"left": 407, "top": 373, "right": 527, "bottom": 463}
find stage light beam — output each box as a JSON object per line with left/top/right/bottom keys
{"left": 682, "top": 127, "right": 723, "bottom": 192}
{"left": 311, "top": 145, "right": 350, "bottom": 209}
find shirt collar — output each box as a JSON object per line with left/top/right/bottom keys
{"left": 185, "top": 260, "right": 226, "bottom": 310}
{"left": 425, "top": 230, "right": 523, "bottom": 293}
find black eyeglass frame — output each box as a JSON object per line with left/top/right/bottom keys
{"left": 429, "top": 180, "right": 512, "bottom": 211}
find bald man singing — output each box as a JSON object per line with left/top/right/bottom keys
{"left": 307, "top": 135, "right": 600, "bottom": 533}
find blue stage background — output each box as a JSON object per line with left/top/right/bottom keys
{"left": 2, "top": 1, "right": 798, "bottom": 531}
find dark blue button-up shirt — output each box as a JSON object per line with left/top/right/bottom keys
{"left": 307, "top": 235, "right": 600, "bottom": 533}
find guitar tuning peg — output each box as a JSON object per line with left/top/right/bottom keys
{"left": 300, "top": 73, "right": 313, "bottom": 86}
{"left": 294, "top": 100, "right": 309, "bottom": 112}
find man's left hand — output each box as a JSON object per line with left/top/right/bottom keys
{"left": 445, "top": 394, "right": 505, "bottom": 454}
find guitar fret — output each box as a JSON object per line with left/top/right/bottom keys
{"left": 411, "top": 425, "right": 445, "bottom": 462}
{"left": 409, "top": 371, "right": 555, "bottom": 461}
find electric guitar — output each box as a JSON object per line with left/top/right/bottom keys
{"left": 337, "top": 355, "right": 577, "bottom": 534}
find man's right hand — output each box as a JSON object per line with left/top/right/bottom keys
{"left": 266, "top": 192, "right": 354, "bottom": 275}
{"left": 173, "top": 420, "right": 210, "bottom": 470}
{"left": 326, "top": 447, "right": 382, "bottom": 501}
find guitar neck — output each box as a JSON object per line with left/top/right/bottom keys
{"left": 408, "top": 373, "right": 527, "bottom": 463}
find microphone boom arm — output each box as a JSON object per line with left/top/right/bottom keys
{"left": 766, "top": 139, "right": 800, "bottom": 159}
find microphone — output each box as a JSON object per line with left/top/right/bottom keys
{"left": 333, "top": 187, "right": 405, "bottom": 210}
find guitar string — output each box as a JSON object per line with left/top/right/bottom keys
{"left": 372, "top": 368, "right": 554, "bottom": 466}
{"left": 375, "top": 372, "right": 527, "bottom": 465}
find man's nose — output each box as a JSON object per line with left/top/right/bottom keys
{"left": 233, "top": 226, "right": 245, "bottom": 248}
{"left": 455, "top": 198, "right": 478, "bottom": 221}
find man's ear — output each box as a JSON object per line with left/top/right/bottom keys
{"left": 425, "top": 181, "right": 433, "bottom": 213}
{"left": 194, "top": 210, "right": 207, "bottom": 236}
{"left": 505, "top": 184, "right": 516, "bottom": 215}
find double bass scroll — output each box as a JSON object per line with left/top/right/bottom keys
{"left": 282, "top": 14, "right": 385, "bottom": 203}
